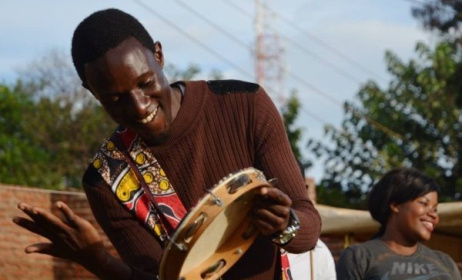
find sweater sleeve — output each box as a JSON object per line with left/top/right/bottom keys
{"left": 252, "top": 85, "right": 321, "bottom": 253}
{"left": 82, "top": 169, "right": 162, "bottom": 280}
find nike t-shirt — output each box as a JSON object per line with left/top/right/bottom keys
{"left": 336, "top": 239, "right": 461, "bottom": 280}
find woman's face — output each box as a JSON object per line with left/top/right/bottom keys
{"left": 392, "top": 191, "right": 439, "bottom": 242}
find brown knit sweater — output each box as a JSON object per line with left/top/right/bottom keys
{"left": 82, "top": 80, "right": 321, "bottom": 280}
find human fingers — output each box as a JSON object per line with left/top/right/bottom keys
{"left": 256, "top": 187, "right": 292, "bottom": 207}
{"left": 254, "top": 187, "right": 292, "bottom": 219}
{"left": 56, "top": 201, "right": 103, "bottom": 246}
{"left": 17, "top": 202, "right": 73, "bottom": 234}
{"left": 12, "top": 216, "right": 54, "bottom": 240}
{"left": 25, "top": 242, "right": 55, "bottom": 255}
{"left": 252, "top": 205, "right": 290, "bottom": 233}
{"left": 55, "top": 201, "right": 79, "bottom": 227}
{"left": 25, "top": 242, "right": 69, "bottom": 259}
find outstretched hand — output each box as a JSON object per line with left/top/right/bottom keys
{"left": 252, "top": 186, "right": 292, "bottom": 236}
{"left": 12, "top": 201, "right": 105, "bottom": 268}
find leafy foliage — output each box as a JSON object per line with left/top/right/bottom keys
{"left": 0, "top": 83, "right": 58, "bottom": 187}
{"left": 308, "top": 41, "right": 462, "bottom": 208}
{"left": 164, "top": 63, "right": 202, "bottom": 82}
{"left": 281, "top": 91, "right": 303, "bottom": 160}
{"left": 280, "top": 90, "right": 313, "bottom": 180}
{"left": 412, "top": 0, "right": 462, "bottom": 40}
{"left": 1, "top": 50, "right": 114, "bottom": 189}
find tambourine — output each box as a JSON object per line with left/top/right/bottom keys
{"left": 159, "top": 167, "right": 271, "bottom": 280}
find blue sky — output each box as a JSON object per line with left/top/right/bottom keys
{"left": 0, "top": 0, "right": 433, "bottom": 181}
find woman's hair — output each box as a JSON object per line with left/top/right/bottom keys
{"left": 367, "top": 167, "right": 439, "bottom": 236}
{"left": 71, "top": 8, "right": 155, "bottom": 84}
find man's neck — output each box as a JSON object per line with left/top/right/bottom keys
{"left": 170, "top": 85, "right": 183, "bottom": 121}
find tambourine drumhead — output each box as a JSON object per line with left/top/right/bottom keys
{"left": 159, "top": 168, "right": 270, "bottom": 280}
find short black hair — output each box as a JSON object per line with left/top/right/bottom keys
{"left": 368, "top": 167, "right": 439, "bottom": 231}
{"left": 71, "top": 8, "right": 155, "bottom": 83}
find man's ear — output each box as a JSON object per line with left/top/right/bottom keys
{"left": 81, "top": 82, "right": 98, "bottom": 99}
{"left": 81, "top": 82, "right": 92, "bottom": 93}
{"left": 390, "top": 202, "right": 400, "bottom": 213}
{"left": 82, "top": 82, "right": 90, "bottom": 91}
{"left": 154, "top": 41, "right": 164, "bottom": 68}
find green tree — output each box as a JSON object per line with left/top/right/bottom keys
{"left": 164, "top": 63, "right": 201, "bottom": 82}
{"left": 164, "top": 63, "right": 223, "bottom": 81}
{"left": 280, "top": 90, "right": 313, "bottom": 177}
{"left": 308, "top": 41, "right": 462, "bottom": 208}
{"left": 412, "top": 0, "right": 462, "bottom": 40}
{"left": 281, "top": 91, "right": 303, "bottom": 160}
{"left": 0, "top": 83, "right": 59, "bottom": 187}
{"left": 412, "top": 0, "right": 462, "bottom": 107}
{"left": 5, "top": 50, "right": 114, "bottom": 189}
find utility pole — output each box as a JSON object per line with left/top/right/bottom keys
{"left": 255, "top": 0, "right": 285, "bottom": 104}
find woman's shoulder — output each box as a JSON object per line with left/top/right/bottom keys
{"left": 419, "top": 244, "right": 456, "bottom": 262}
{"left": 418, "top": 244, "right": 462, "bottom": 279}
{"left": 339, "top": 239, "right": 385, "bottom": 261}
{"left": 346, "top": 239, "right": 383, "bottom": 252}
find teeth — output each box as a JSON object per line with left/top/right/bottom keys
{"left": 139, "top": 107, "right": 158, "bottom": 124}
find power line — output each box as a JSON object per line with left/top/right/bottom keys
{"left": 284, "top": 35, "right": 364, "bottom": 84}
{"left": 220, "top": 0, "right": 384, "bottom": 82}
{"left": 220, "top": 0, "right": 366, "bottom": 84}
{"left": 286, "top": 68, "right": 404, "bottom": 140}
{"left": 185, "top": 0, "right": 349, "bottom": 114}
{"left": 134, "top": 0, "right": 404, "bottom": 141}
{"left": 218, "top": 0, "right": 401, "bottom": 139}
{"left": 135, "top": 0, "right": 340, "bottom": 134}
{"left": 173, "top": 0, "right": 251, "bottom": 52}
{"left": 171, "top": 0, "right": 350, "bottom": 115}
{"left": 261, "top": 2, "right": 385, "bottom": 82}
{"left": 132, "top": 0, "right": 253, "bottom": 79}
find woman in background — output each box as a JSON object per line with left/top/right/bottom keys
{"left": 336, "top": 167, "right": 461, "bottom": 280}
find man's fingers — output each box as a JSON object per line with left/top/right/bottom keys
{"left": 257, "top": 187, "right": 291, "bottom": 207}
{"left": 252, "top": 207, "right": 288, "bottom": 231}
{"left": 252, "top": 217, "right": 274, "bottom": 235}
{"left": 16, "top": 203, "right": 77, "bottom": 247}
{"left": 25, "top": 243, "right": 55, "bottom": 255}
{"left": 12, "top": 216, "right": 54, "bottom": 240}
{"left": 56, "top": 201, "right": 79, "bottom": 227}
{"left": 252, "top": 188, "right": 292, "bottom": 236}
{"left": 18, "top": 203, "right": 73, "bottom": 233}
{"left": 253, "top": 204, "right": 290, "bottom": 219}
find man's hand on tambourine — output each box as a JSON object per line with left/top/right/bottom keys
{"left": 251, "top": 187, "right": 292, "bottom": 236}
{"left": 12, "top": 201, "right": 106, "bottom": 268}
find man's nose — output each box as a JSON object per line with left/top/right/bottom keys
{"left": 128, "top": 89, "right": 150, "bottom": 114}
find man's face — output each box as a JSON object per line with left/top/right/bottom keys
{"left": 84, "top": 37, "right": 175, "bottom": 145}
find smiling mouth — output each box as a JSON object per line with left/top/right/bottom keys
{"left": 422, "top": 220, "right": 434, "bottom": 232}
{"left": 138, "top": 106, "right": 158, "bottom": 124}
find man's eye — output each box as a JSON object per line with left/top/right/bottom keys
{"left": 101, "top": 95, "right": 120, "bottom": 103}
{"left": 139, "top": 79, "right": 153, "bottom": 89}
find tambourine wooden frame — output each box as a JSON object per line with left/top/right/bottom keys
{"left": 159, "top": 168, "right": 269, "bottom": 280}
